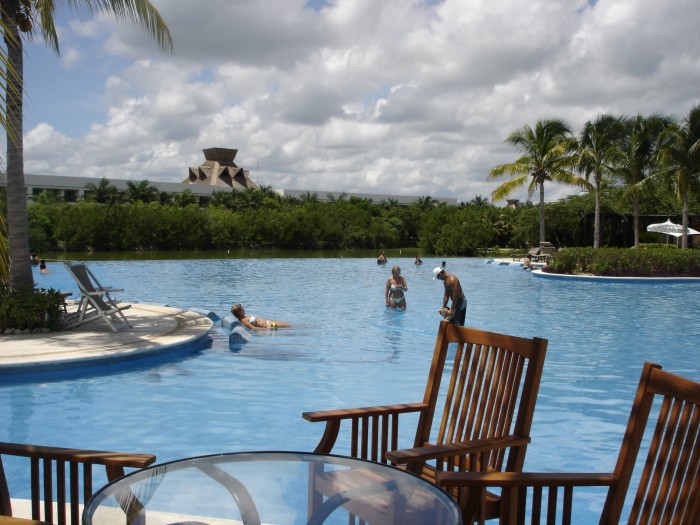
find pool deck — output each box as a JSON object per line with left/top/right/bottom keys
{"left": 0, "top": 303, "right": 213, "bottom": 374}
{"left": 486, "top": 257, "right": 700, "bottom": 282}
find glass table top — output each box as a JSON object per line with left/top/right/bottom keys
{"left": 83, "top": 451, "right": 462, "bottom": 525}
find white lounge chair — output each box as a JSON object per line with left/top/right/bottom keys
{"left": 63, "top": 262, "right": 131, "bottom": 332}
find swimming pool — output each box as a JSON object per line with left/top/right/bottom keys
{"left": 2, "top": 257, "right": 699, "bottom": 523}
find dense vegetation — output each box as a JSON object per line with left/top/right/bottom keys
{"left": 16, "top": 183, "right": 698, "bottom": 256}
{"left": 547, "top": 247, "right": 700, "bottom": 277}
{"left": 0, "top": 286, "right": 65, "bottom": 332}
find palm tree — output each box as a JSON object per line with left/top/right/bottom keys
{"left": 639, "top": 106, "right": 700, "bottom": 248}
{"left": 126, "top": 180, "right": 160, "bottom": 203}
{"left": 85, "top": 177, "right": 119, "bottom": 204}
{"left": 2, "top": 0, "right": 172, "bottom": 289}
{"left": 609, "top": 114, "right": 672, "bottom": 247}
{"left": 470, "top": 195, "right": 490, "bottom": 207}
{"left": 489, "top": 118, "right": 587, "bottom": 243}
{"left": 577, "top": 114, "right": 624, "bottom": 248}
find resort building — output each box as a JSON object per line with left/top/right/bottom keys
{"left": 184, "top": 147, "right": 256, "bottom": 191}
{"left": 1, "top": 147, "right": 458, "bottom": 206}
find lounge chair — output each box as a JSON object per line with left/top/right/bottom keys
{"left": 62, "top": 262, "right": 131, "bottom": 332}
{"left": 512, "top": 246, "right": 540, "bottom": 261}
{"left": 534, "top": 241, "right": 555, "bottom": 262}
{"left": 303, "top": 320, "right": 548, "bottom": 523}
{"left": 438, "top": 361, "right": 700, "bottom": 524}
{"left": 0, "top": 441, "right": 155, "bottom": 525}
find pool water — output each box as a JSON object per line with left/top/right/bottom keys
{"left": 2, "top": 257, "right": 699, "bottom": 523}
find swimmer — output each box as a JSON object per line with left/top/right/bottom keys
{"left": 39, "top": 259, "right": 49, "bottom": 273}
{"left": 385, "top": 265, "right": 408, "bottom": 310}
{"left": 230, "top": 304, "right": 293, "bottom": 330}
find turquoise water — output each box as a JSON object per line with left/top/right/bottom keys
{"left": 2, "top": 257, "right": 700, "bottom": 523}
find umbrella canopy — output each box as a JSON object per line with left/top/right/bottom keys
{"left": 647, "top": 219, "right": 700, "bottom": 238}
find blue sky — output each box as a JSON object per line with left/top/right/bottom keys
{"left": 6, "top": 0, "right": 700, "bottom": 203}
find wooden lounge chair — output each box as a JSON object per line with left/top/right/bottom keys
{"left": 303, "top": 320, "right": 548, "bottom": 523}
{"left": 0, "top": 441, "right": 155, "bottom": 525}
{"left": 438, "top": 361, "right": 700, "bottom": 524}
{"left": 62, "top": 262, "right": 131, "bottom": 332}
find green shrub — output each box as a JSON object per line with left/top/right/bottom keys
{"left": 0, "top": 287, "right": 66, "bottom": 331}
{"left": 548, "top": 248, "right": 700, "bottom": 277}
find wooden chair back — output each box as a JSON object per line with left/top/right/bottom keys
{"left": 440, "top": 362, "right": 700, "bottom": 524}
{"left": 0, "top": 442, "right": 155, "bottom": 525}
{"left": 602, "top": 362, "right": 700, "bottom": 523}
{"left": 415, "top": 321, "right": 548, "bottom": 475}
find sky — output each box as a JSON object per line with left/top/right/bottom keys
{"left": 7, "top": 0, "right": 700, "bottom": 204}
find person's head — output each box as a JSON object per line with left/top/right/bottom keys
{"left": 392, "top": 265, "right": 401, "bottom": 276}
{"left": 231, "top": 304, "right": 245, "bottom": 319}
{"left": 433, "top": 267, "right": 445, "bottom": 281}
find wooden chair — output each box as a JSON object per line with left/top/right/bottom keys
{"left": 437, "top": 361, "right": 700, "bottom": 524}
{"left": 0, "top": 442, "right": 155, "bottom": 525}
{"left": 303, "top": 320, "right": 548, "bottom": 522}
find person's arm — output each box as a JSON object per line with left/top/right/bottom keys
{"left": 240, "top": 318, "right": 257, "bottom": 330}
{"left": 385, "top": 279, "right": 391, "bottom": 305}
{"left": 401, "top": 277, "right": 408, "bottom": 292}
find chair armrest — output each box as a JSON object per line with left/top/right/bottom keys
{"left": 0, "top": 442, "right": 155, "bottom": 471}
{"left": 302, "top": 403, "right": 428, "bottom": 456}
{"left": 386, "top": 435, "right": 530, "bottom": 465}
{"left": 302, "top": 402, "right": 427, "bottom": 422}
{"left": 436, "top": 470, "right": 617, "bottom": 488}
{"left": 435, "top": 471, "right": 618, "bottom": 524}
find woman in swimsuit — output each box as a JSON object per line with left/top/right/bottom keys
{"left": 230, "top": 304, "right": 293, "bottom": 330}
{"left": 385, "top": 265, "right": 408, "bottom": 310}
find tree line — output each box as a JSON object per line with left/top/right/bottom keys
{"left": 490, "top": 106, "right": 700, "bottom": 249}
{"left": 18, "top": 181, "right": 696, "bottom": 255}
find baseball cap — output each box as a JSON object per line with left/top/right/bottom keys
{"left": 432, "top": 267, "right": 444, "bottom": 279}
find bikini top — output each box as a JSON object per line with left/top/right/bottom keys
{"left": 390, "top": 283, "right": 405, "bottom": 292}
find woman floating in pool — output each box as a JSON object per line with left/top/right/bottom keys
{"left": 385, "top": 265, "right": 408, "bottom": 310}
{"left": 230, "top": 304, "right": 293, "bottom": 330}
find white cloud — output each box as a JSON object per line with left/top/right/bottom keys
{"left": 20, "top": 0, "right": 700, "bottom": 204}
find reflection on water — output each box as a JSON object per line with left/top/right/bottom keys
{"left": 2, "top": 256, "right": 699, "bottom": 523}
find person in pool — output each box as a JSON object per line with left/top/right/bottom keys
{"left": 433, "top": 267, "right": 466, "bottom": 326}
{"left": 385, "top": 265, "right": 408, "bottom": 310}
{"left": 230, "top": 304, "right": 293, "bottom": 330}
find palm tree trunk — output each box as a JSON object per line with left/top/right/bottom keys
{"left": 4, "top": 20, "right": 34, "bottom": 289}
{"left": 594, "top": 178, "right": 601, "bottom": 249}
{"left": 681, "top": 192, "right": 689, "bottom": 249}
{"left": 538, "top": 180, "right": 546, "bottom": 243}
{"left": 632, "top": 196, "right": 640, "bottom": 247}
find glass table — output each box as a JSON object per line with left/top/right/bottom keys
{"left": 83, "top": 451, "right": 462, "bottom": 525}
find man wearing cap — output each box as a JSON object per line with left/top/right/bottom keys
{"left": 433, "top": 267, "right": 467, "bottom": 326}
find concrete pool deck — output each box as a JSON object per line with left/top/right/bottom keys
{"left": 0, "top": 303, "right": 213, "bottom": 374}
{"left": 486, "top": 257, "right": 700, "bottom": 282}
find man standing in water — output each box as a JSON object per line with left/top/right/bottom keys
{"left": 433, "top": 267, "right": 467, "bottom": 326}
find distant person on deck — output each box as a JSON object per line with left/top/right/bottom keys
{"left": 230, "top": 304, "right": 293, "bottom": 330}
{"left": 433, "top": 267, "right": 467, "bottom": 326}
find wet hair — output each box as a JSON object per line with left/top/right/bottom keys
{"left": 231, "top": 304, "right": 244, "bottom": 319}
{"left": 392, "top": 265, "right": 401, "bottom": 275}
